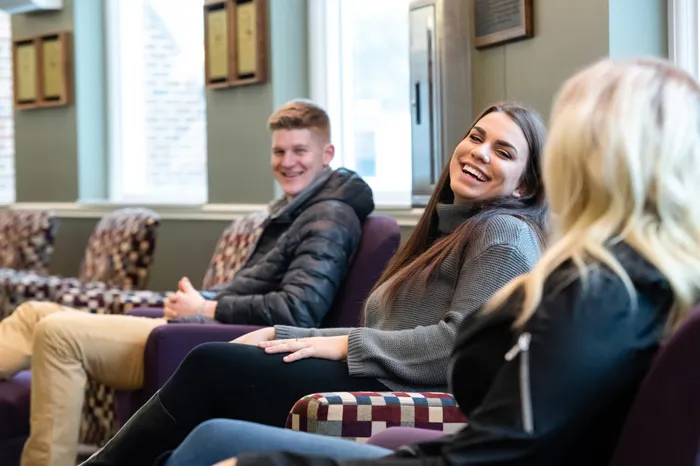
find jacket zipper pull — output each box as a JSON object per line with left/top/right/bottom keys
{"left": 505, "top": 332, "right": 534, "bottom": 434}
{"left": 505, "top": 332, "right": 531, "bottom": 361}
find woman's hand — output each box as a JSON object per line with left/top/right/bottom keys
{"left": 163, "top": 277, "right": 215, "bottom": 319}
{"left": 213, "top": 458, "right": 237, "bottom": 466}
{"left": 231, "top": 327, "right": 276, "bottom": 345}
{"left": 259, "top": 335, "right": 349, "bottom": 362}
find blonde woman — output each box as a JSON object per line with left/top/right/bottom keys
{"left": 153, "top": 58, "right": 700, "bottom": 466}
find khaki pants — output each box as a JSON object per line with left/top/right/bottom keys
{"left": 0, "top": 300, "right": 167, "bottom": 466}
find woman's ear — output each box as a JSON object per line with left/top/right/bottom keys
{"left": 512, "top": 188, "right": 524, "bottom": 198}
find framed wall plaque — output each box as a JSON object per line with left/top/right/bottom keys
{"left": 204, "top": 0, "right": 233, "bottom": 89}
{"left": 473, "top": 0, "right": 533, "bottom": 49}
{"left": 204, "top": 0, "right": 267, "bottom": 89}
{"left": 12, "top": 37, "right": 40, "bottom": 109}
{"left": 38, "top": 31, "right": 72, "bottom": 107}
{"left": 12, "top": 31, "right": 72, "bottom": 110}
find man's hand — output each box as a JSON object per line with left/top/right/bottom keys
{"left": 259, "top": 335, "right": 349, "bottom": 362}
{"left": 231, "top": 327, "right": 276, "bottom": 345}
{"left": 163, "top": 277, "right": 215, "bottom": 320}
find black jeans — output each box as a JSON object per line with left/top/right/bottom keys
{"left": 159, "top": 342, "right": 389, "bottom": 431}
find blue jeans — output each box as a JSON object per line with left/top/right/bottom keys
{"left": 164, "top": 419, "right": 392, "bottom": 466}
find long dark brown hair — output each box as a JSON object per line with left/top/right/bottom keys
{"left": 371, "top": 103, "right": 549, "bottom": 308}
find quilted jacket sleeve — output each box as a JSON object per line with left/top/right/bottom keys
{"left": 213, "top": 201, "right": 362, "bottom": 327}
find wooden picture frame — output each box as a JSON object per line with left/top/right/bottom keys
{"left": 37, "top": 31, "right": 72, "bottom": 107}
{"left": 12, "top": 37, "right": 40, "bottom": 109}
{"left": 204, "top": 0, "right": 233, "bottom": 89}
{"left": 12, "top": 31, "right": 72, "bottom": 110}
{"left": 204, "top": 0, "right": 267, "bottom": 89}
{"left": 473, "top": 0, "right": 533, "bottom": 49}
{"left": 230, "top": 0, "right": 267, "bottom": 86}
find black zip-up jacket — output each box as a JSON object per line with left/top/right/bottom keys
{"left": 238, "top": 242, "right": 672, "bottom": 466}
{"left": 210, "top": 168, "right": 374, "bottom": 327}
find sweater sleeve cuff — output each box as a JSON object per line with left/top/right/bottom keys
{"left": 274, "top": 325, "right": 315, "bottom": 340}
{"left": 346, "top": 328, "right": 368, "bottom": 377}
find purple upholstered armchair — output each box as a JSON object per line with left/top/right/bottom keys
{"left": 366, "top": 309, "right": 700, "bottom": 466}
{"left": 116, "top": 215, "right": 401, "bottom": 426}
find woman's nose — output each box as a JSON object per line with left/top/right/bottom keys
{"left": 472, "top": 146, "right": 491, "bottom": 164}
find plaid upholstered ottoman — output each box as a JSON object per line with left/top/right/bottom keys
{"left": 286, "top": 391, "right": 467, "bottom": 442}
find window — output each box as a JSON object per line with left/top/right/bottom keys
{"left": 310, "top": 0, "right": 412, "bottom": 206}
{"left": 0, "top": 12, "right": 14, "bottom": 205}
{"left": 106, "top": 0, "right": 207, "bottom": 204}
{"left": 668, "top": 0, "right": 699, "bottom": 79}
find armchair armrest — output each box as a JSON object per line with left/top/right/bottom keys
{"left": 138, "top": 323, "right": 264, "bottom": 401}
{"left": 285, "top": 392, "right": 467, "bottom": 442}
{"left": 119, "top": 323, "right": 264, "bottom": 424}
{"left": 58, "top": 288, "right": 168, "bottom": 315}
{"left": 126, "top": 307, "right": 165, "bottom": 318}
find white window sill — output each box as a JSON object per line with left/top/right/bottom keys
{"left": 7, "top": 202, "right": 423, "bottom": 227}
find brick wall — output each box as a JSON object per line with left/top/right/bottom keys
{"left": 141, "top": 1, "right": 207, "bottom": 201}
{"left": 0, "top": 12, "right": 14, "bottom": 204}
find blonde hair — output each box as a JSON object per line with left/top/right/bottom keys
{"left": 268, "top": 99, "right": 331, "bottom": 143}
{"left": 486, "top": 58, "right": 700, "bottom": 336}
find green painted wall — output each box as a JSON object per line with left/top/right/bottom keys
{"left": 471, "top": 0, "right": 611, "bottom": 120}
{"left": 12, "top": 2, "right": 78, "bottom": 202}
{"left": 12, "top": 0, "right": 670, "bottom": 289}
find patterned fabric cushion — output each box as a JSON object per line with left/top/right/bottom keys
{"left": 58, "top": 288, "right": 169, "bottom": 315}
{"left": 286, "top": 392, "right": 467, "bottom": 442}
{"left": 78, "top": 208, "right": 159, "bottom": 289}
{"left": 0, "top": 211, "right": 58, "bottom": 319}
{"left": 0, "top": 210, "right": 20, "bottom": 269}
{"left": 1, "top": 208, "right": 159, "bottom": 318}
{"left": 201, "top": 211, "right": 267, "bottom": 289}
{"left": 0, "top": 210, "right": 57, "bottom": 272}
{"left": 14, "top": 210, "right": 59, "bottom": 275}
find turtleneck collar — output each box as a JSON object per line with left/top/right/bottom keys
{"left": 436, "top": 202, "right": 479, "bottom": 235}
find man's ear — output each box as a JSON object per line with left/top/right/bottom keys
{"left": 323, "top": 144, "right": 335, "bottom": 167}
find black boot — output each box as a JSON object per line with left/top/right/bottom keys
{"left": 79, "top": 393, "right": 184, "bottom": 466}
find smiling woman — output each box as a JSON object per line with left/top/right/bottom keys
{"left": 78, "top": 102, "right": 550, "bottom": 466}
{"left": 450, "top": 112, "right": 530, "bottom": 204}
{"left": 449, "top": 106, "right": 542, "bottom": 206}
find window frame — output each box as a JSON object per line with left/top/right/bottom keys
{"left": 0, "top": 11, "right": 14, "bottom": 205}
{"left": 668, "top": 0, "right": 699, "bottom": 79}
{"left": 308, "top": 0, "right": 344, "bottom": 162}
{"left": 307, "top": 0, "right": 413, "bottom": 207}
{"left": 104, "top": 0, "right": 207, "bottom": 205}
{"left": 105, "top": 0, "right": 148, "bottom": 203}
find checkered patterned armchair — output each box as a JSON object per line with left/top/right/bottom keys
{"left": 0, "top": 210, "right": 58, "bottom": 275}
{"left": 0, "top": 210, "right": 58, "bottom": 317}
{"left": 72, "top": 211, "right": 267, "bottom": 446}
{"left": 58, "top": 210, "right": 267, "bottom": 318}
{"left": 285, "top": 391, "right": 467, "bottom": 442}
{"left": 2, "top": 208, "right": 159, "bottom": 317}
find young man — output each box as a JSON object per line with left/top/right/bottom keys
{"left": 0, "top": 100, "right": 375, "bottom": 466}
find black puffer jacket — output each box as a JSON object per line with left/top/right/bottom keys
{"left": 212, "top": 168, "right": 374, "bottom": 327}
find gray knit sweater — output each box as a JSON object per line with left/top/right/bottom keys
{"left": 274, "top": 203, "right": 542, "bottom": 391}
